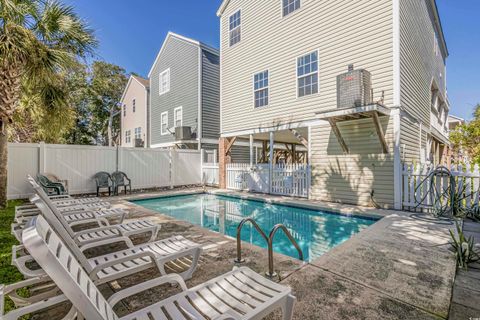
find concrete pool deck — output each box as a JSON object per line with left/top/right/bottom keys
{"left": 99, "top": 189, "right": 458, "bottom": 319}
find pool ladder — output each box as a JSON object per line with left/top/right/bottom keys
{"left": 235, "top": 218, "right": 304, "bottom": 279}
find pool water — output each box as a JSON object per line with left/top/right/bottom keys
{"left": 132, "top": 194, "right": 377, "bottom": 262}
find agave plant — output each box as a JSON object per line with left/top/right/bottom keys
{"left": 449, "top": 220, "right": 479, "bottom": 270}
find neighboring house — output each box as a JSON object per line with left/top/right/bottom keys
{"left": 447, "top": 115, "right": 465, "bottom": 132}
{"left": 120, "top": 75, "right": 150, "bottom": 148}
{"left": 148, "top": 32, "right": 220, "bottom": 150}
{"left": 216, "top": 0, "right": 449, "bottom": 209}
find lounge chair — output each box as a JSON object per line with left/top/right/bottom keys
{"left": 112, "top": 170, "right": 132, "bottom": 195}
{"left": 16, "top": 215, "right": 295, "bottom": 320}
{"left": 36, "top": 174, "right": 67, "bottom": 195}
{"left": 26, "top": 176, "right": 159, "bottom": 245}
{"left": 93, "top": 171, "right": 113, "bottom": 196}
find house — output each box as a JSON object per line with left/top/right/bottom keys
{"left": 120, "top": 75, "right": 149, "bottom": 148}
{"left": 216, "top": 0, "right": 449, "bottom": 209}
{"left": 148, "top": 32, "right": 220, "bottom": 151}
{"left": 447, "top": 115, "right": 465, "bottom": 132}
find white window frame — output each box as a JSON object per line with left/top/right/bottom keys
{"left": 134, "top": 127, "right": 142, "bottom": 140}
{"left": 282, "top": 0, "right": 301, "bottom": 17}
{"left": 296, "top": 50, "right": 319, "bottom": 98}
{"left": 161, "top": 111, "right": 169, "bottom": 135}
{"left": 159, "top": 69, "right": 170, "bottom": 95}
{"left": 125, "top": 130, "right": 131, "bottom": 143}
{"left": 174, "top": 106, "right": 183, "bottom": 128}
{"left": 229, "top": 10, "right": 241, "bottom": 47}
{"left": 253, "top": 70, "right": 269, "bottom": 108}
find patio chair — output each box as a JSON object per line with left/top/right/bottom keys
{"left": 36, "top": 174, "right": 67, "bottom": 195}
{"left": 18, "top": 214, "right": 295, "bottom": 320}
{"left": 93, "top": 171, "right": 113, "bottom": 196}
{"left": 112, "top": 171, "right": 132, "bottom": 195}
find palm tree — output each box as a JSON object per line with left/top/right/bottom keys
{"left": 0, "top": 0, "right": 96, "bottom": 207}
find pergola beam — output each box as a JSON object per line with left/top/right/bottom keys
{"left": 288, "top": 129, "right": 308, "bottom": 148}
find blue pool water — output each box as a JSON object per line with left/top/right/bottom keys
{"left": 132, "top": 194, "right": 377, "bottom": 262}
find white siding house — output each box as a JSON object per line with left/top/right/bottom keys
{"left": 217, "top": 0, "right": 449, "bottom": 209}
{"left": 120, "top": 75, "right": 149, "bottom": 148}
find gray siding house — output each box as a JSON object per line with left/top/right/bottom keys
{"left": 148, "top": 32, "right": 220, "bottom": 150}
{"left": 217, "top": 0, "right": 450, "bottom": 209}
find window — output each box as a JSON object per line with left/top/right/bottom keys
{"left": 434, "top": 33, "right": 439, "bottom": 56}
{"left": 297, "top": 51, "right": 319, "bottom": 97}
{"left": 132, "top": 99, "right": 136, "bottom": 113}
{"left": 161, "top": 111, "right": 168, "bottom": 135}
{"left": 283, "top": 0, "right": 300, "bottom": 17}
{"left": 125, "top": 130, "right": 131, "bottom": 143}
{"left": 254, "top": 71, "right": 269, "bottom": 108}
{"left": 159, "top": 69, "right": 170, "bottom": 95}
{"left": 134, "top": 127, "right": 142, "bottom": 140}
{"left": 174, "top": 107, "right": 183, "bottom": 127}
{"left": 229, "top": 10, "right": 241, "bottom": 46}
{"left": 123, "top": 104, "right": 126, "bottom": 117}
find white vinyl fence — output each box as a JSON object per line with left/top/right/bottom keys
{"left": 201, "top": 150, "right": 219, "bottom": 186}
{"left": 7, "top": 143, "right": 202, "bottom": 199}
{"left": 226, "top": 163, "right": 310, "bottom": 198}
{"left": 402, "top": 163, "right": 480, "bottom": 211}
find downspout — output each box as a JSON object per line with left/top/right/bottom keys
{"left": 392, "top": 0, "right": 402, "bottom": 210}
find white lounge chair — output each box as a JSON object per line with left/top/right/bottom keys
{"left": 18, "top": 215, "right": 296, "bottom": 320}
{"left": 28, "top": 177, "right": 159, "bottom": 245}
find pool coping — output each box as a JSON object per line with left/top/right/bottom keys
{"left": 126, "top": 188, "right": 395, "bottom": 221}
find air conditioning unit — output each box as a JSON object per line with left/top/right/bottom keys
{"left": 134, "top": 139, "right": 144, "bottom": 148}
{"left": 337, "top": 64, "right": 372, "bottom": 109}
{"left": 175, "top": 126, "right": 192, "bottom": 140}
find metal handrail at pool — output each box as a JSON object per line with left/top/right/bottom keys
{"left": 236, "top": 218, "right": 304, "bottom": 279}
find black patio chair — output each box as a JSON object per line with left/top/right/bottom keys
{"left": 111, "top": 171, "right": 132, "bottom": 195}
{"left": 36, "top": 174, "right": 67, "bottom": 196}
{"left": 93, "top": 171, "right": 113, "bottom": 196}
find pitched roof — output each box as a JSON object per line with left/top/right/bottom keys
{"left": 147, "top": 32, "right": 219, "bottom": 78}
{"left": 132, "top": 75, "right": 149, "bottom": 88}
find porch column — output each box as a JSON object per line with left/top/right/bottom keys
{"left": 249, "top": 134, "right": 254, "bottom": 167}
{"left": 219, "top": 137, "right": 232, "bottom": 189}
{"left": 269, "top": 132, "right": 274, "bottom": 194}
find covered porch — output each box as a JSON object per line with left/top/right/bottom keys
{"left": 218, "top": 126, "right": 312, "bottom": 198}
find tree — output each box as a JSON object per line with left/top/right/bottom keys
{"left": 87, "top": 61, "right": 128, "bottom": 146}
{"left": 0, "top": 0, "right": 97, "bottom": 207}
{"left": 450, "top": 104, "right": 480, "bottom": 165}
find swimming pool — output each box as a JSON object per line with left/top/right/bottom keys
{"left": 132, "top": 194, "right": 378, "bottom": 262}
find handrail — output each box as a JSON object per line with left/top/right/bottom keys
{"left": 235, "top": 218, "right": 304, "bottom": 279}
{"left": 267, "top": 224, "right": 304, "bottom": 278}
{"left": 235, "top": 218, "right": 269, "bottom": 263}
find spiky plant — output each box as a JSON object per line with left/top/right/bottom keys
{"left": 0, "top": 0, "right": 96, "bottom": 207}
{"left": 449, "top": 220, "right": 479, "bottom": 270}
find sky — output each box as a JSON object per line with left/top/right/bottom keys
{"left": 64, "top": 0, "right": 480, "bottom": 121}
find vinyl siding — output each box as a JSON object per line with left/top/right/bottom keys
{"left": 310, "top": 117, "right": 395, "bottom": 208}
{"left": 121, "top": 79, "right": 148, "bottom": 148}
{"left": 220, "top": 0, "right": 394, "bottom": 134}
{"left": 150, "top": 37, "right": 200, "bottom": 146}
{"left": 399, "top": 0, "right": 447, "bottom": 158}
{"left": 201, "top": 49, "right": 221, "bottom": 139}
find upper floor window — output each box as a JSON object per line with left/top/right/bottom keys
{"left": 174, "top": 107, "right": 183, "bottom": 127}
{"left": 125, "top": 130, "right": 131, "bottom": 143}
{"left": 132, "top": 99, "right": 136, "bottom": 113}
{"left": 159, "top": 69, "right": 170, "bottom": 95}
{"left": 283, "top": 0, "right": 300, "bottom": 17}
{"left": 161, "top": 111, "right": 169, "bottom": 135}
{"left": 297, "top": 51, "right": 319, "bottom": 97}
{"left": 434, "top": 33, "right": 439, "bottom": 56}
{"left": 254, "top": 71, "right": 269, "bottom": 108}
{"left": 134, "top": 127, "right": 142, "bottom": 140}
{"left": 229, "top": 10, "right": 241, "bottom": 47}
{"left": 123, "top": 104, "right": 126, "bottom": 117}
